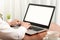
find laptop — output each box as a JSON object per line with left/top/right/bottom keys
{"left": 23, "top": 3, "right": 55, "bottom": 35}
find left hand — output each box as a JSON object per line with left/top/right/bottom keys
{"left": 8, "top": 19, "right": 21, "bottom": 27}
{"left": 21, "top": 22, "right": 31, "bottom": 29}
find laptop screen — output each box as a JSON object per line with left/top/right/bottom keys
{"left": 23, "top": 4, "right": 55, "bottom": 27}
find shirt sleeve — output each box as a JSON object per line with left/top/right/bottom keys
{"left": 16, "top": 26, "right": 27, "bottom": 39}
{"left": 0, "top": 18, "right": 27, "bottom": 40}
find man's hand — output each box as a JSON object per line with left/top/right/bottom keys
{"left": 8, "top": 19, "right": 21, "bottom": 27}
{"left": 21, "top": 22, "right": 31, "bottom": 29}
{"left": 8, "top": 19, "right": 31, "bottom": 28}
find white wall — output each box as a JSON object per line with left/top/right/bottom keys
{"left": 14, "top": 0, "right": 21, "bottom": 19}
{"left": 56, "top": 0, "right": 60, "bottom": 26}
{"left": 50, "top": 0, "right": 56, "bottom": 22}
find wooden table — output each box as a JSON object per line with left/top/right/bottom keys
{"left": 23, "top": 31, "right": 47, "bottom": 40}
{"left": 23, "top": 23, "right": 60, "bottom": 40}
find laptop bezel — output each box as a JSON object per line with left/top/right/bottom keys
{"left": 23, "top": 3, "right": 55, "bottom": 29}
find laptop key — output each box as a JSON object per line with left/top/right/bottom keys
{"left": 29, "top": 27, "right": 43, "bottom": 31}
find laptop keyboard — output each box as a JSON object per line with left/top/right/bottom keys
{"left": 29, "top": 26, "right": 43, "bottom": 31}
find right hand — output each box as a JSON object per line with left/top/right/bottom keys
{"left": 21, "top": 22, "right": 31, "bottom": 29}
{"left": 8, "top": 19, "right": 21, "bottom": 27}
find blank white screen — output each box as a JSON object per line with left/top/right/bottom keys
{"left": 25, "top": 5, "right": 53, "bottom": 26}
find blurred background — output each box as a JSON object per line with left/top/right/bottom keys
{"left": 0, "top": 0, "right": 60, "bottom": 26}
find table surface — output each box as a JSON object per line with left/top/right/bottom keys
{"left": 23, "top": 23, "right": 60, "bottom": 40}
{"left": 23, "top": 31, "right": 47, "bottom": 40}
